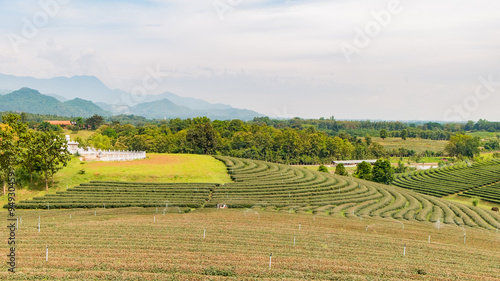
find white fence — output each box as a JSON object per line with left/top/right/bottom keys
{"left": 77, "top": 148, "right": 146, "bottom": 162}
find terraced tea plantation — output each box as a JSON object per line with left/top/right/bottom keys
{"left": 393, "top": 159, "right": 500, "bottom": 203}
{"left": 212, "top": 156, "right": 500, "bottom": 230}
{"left": 3, "top": 156, "right": 500, "bottom": 280}
{"left": 2, "top": 208, "right": 499, "bottom": 280}
{"left": 462, "top": 182, "right": 500, "bottom": 204}
{"left": 15, "top": 182, "right": 216, "bottom": 209}
{"left": 14, "top": 156, "right": 500, "bottom": 230}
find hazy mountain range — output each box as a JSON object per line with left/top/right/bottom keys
{"left": 0, "top": 74, "right": 264, "bottom": 120}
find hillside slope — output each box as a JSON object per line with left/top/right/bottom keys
{"left": 0, "top": 88, "right": 111, "bottom": 117}
{"left": 393, "top": 159, "right": 500, "bottom": 203}
{"left": 211, "top": 156, "right": 500, "bottom": 230}
{"left": 15, "top": 156, "right": 500, "bottom": 231}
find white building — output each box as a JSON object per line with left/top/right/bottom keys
{"left": 65, "top": 135, "right": 80, "bottom": 154}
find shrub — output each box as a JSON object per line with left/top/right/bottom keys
{"left": 318, "top": 165, "right": 328, "bottom": 173}
{"left": 334, "top": 163, "right": 348, "bottom": 176}
{"left": 472, "top": 198, "right": 480, "bottom": 206}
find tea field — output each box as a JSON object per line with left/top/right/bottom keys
{"left": 1, "top": 208, "right": 499, "bottom": 280}
{"left": 393, "top": 159, "right": 500, "bottom": 204}
{"left": 3, "top": 156, "right": 500, "bottom": 280}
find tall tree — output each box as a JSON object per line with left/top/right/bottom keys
{"left": 401, "top": 129, "right": 408, "bottom": 141}
{"left": 354, "top": 161, "right": 372, "bottom": 180}
{"left": 186, "top": 118, "right": 218, "bottom": 154}
{"left": 394, "top": 160, "right": 408, "bottom": 173}
{"left": 38, "top": 132, "right": 71, "bottom": 191}
{"left": 20, "top": 130, "right": 43, "bottom": 184}
{"left": 86, "top": 114, "right": 104, "bottom": 130}
{"left": 0, "top": 114, "right": 27, "bottom": 194}
{"left": 379, "top": 129, "right": 388, "bottom": 140}
{"left": 372, "top": 158, "right": 394, "bottom": 185}
{"left": 445, "top": 134, "right": 480, "bottom": 158}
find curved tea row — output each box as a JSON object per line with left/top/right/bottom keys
{"left": 211, "top": 156, "right": 500, "bottom": 230}
{"left": 10, "top": 156, "right": 500, "bottom": 230}
{"left": 15, "top": 182, "right": 216, "bottom": 209}
{"left": 393, "top": 159, "right": 500, "bottom": 202}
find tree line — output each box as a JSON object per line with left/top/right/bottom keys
{"left": 72, "top": 116, "right": 489, "bottom": 164}
{"left": 74, "top": 117, "right": 416, "bottom": 165}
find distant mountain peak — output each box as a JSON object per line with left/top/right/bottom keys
{"left": 0, "top": 73, "right": 265, "bottom": 120}
{"left": 0, "top": 88, "right": 111, "bottom": 117}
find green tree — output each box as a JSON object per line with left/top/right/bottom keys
{"left": 367, "top": 142, "right": 387, "bottom": 158}
{"left": 20, "top": 130, "right": 43, "bottom": 184}
{"left": 401, "top": 129, "right": 408, "bottom": 141}
{"left": 186, "top": 118, "right": 218, "bottom": 154}
{"left": 38, "top": 121, "right": 62, "bottom": 132}
{"left": 484, "top": 139, "right": 500, "bottom": 151}
{"left": 318, "top": 164, "right": 328, "bottom": 173}
{"left": 364, "top": 135, "right": 372, "bottom": 146}
{"left": 372, "top": 158, "right": 394, "bottom": 185}
{"left": 0, "top": 114, "right": 28, "bottom": 194}
{"left": 38, "top": 132, "right": 71, "bottom": 191}
{"left": 379, "top": 129, "right": 388, "bottom": 140}
{"left": 88, "top": 134, "right": 113, "bottom": 150}
{"left": 445, "top": 134, "right": 480, "bottom": 158}
{"left": 86, "top": 114, "right": 104, "bottom": 130}
{"left": 102, "top": 127, "right": 118, "bottom": 139}
{"left": 334, "top": 163, "right": 348, "bottom": 176}
{"left": 354, "top": 161, "right": 372, "bottom": 180}
{"left": 394, "top": 160, "right": 407, "bottom": 173}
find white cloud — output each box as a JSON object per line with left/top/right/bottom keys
{"left": 0, "top": 0, "right": 499, "bottom": 120}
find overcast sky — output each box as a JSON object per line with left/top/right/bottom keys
{"left": 1, "top": 0, "right": 499, "bottom": 121}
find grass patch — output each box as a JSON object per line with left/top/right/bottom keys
{"left": 59, "top": 153, "right": 232, "bottom": 186}
{"left": 63, "top": 129, "right": 94, "bottom": 140}
{"left": 443, "top": 194, "right": 499, "bottom": 210}
{"left": 0, "top": 153, "right": 231, "bottom": 208}
{"left": 372, "top": 137, "right": 448, "bottom": 153}
{"left": 466, "top": 131, "right": 500, "bottom": 139}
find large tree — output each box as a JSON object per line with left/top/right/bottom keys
{"left": 379, "top": 129, "right": 388, "bottom": 140}
{"left": 20, "top": 130, "right": 43, "bottom": 184}
{"left": 0, "top": 115, "right": 27, "bottom": 194}
{"left": 354, "top": 161, "right": 372, "bottom": 180}
{"left": 372, "top": 158, "right": 394, "bottom": 185}
{"left": 401, "top": 129, "right": 408, "bottom": 141}
{"left": 445, "top": 134, "right": 480, "bottom": 158}
{"left": 186, "top": 117, "right": 218, "bottom": 154}
{"left": 86, "top": 114, "right": 104, "bottom": 130}
{"left": 38, "top": 132, "right": 71, "bottom": 191}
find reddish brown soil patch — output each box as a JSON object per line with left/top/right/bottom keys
{"left": 90, "top": 154, "right": 184, "bottom": 167}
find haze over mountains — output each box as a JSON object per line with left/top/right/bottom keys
{"left": 0, "top": 74, "right": 264, "bottom": 120}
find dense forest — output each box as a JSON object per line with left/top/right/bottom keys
{"left": 2, "top": 112, "right": 499, "bottom": 166}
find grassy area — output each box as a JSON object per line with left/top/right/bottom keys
{"left": 466, "top": 131, "right": 500, "bottom": 139}
{"left": 1, "top": 208, "right": 498, "bottom": 280}
{"left": 61, "top": 153, "right": 232, "bottom": 185}
{"left": 443, "top": 194, "right": 499, "bottom": 210}
{"left": 1, "top": 154, "right": 231, "bottom": 207}
{"left": 62, "top": 129, "right": 94, "bottom": 140}
{"left": 373, "top": 137, "right": 448, "bottom": 153}
{"left": 297, "top": 165, "right": 357, "bottom": 174}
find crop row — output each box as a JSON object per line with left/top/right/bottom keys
{"left": 393, "top": 159, "right": 500, "bottom": 202}
{"left": 211, "top": 156, "right": 500, "bottom": 230}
